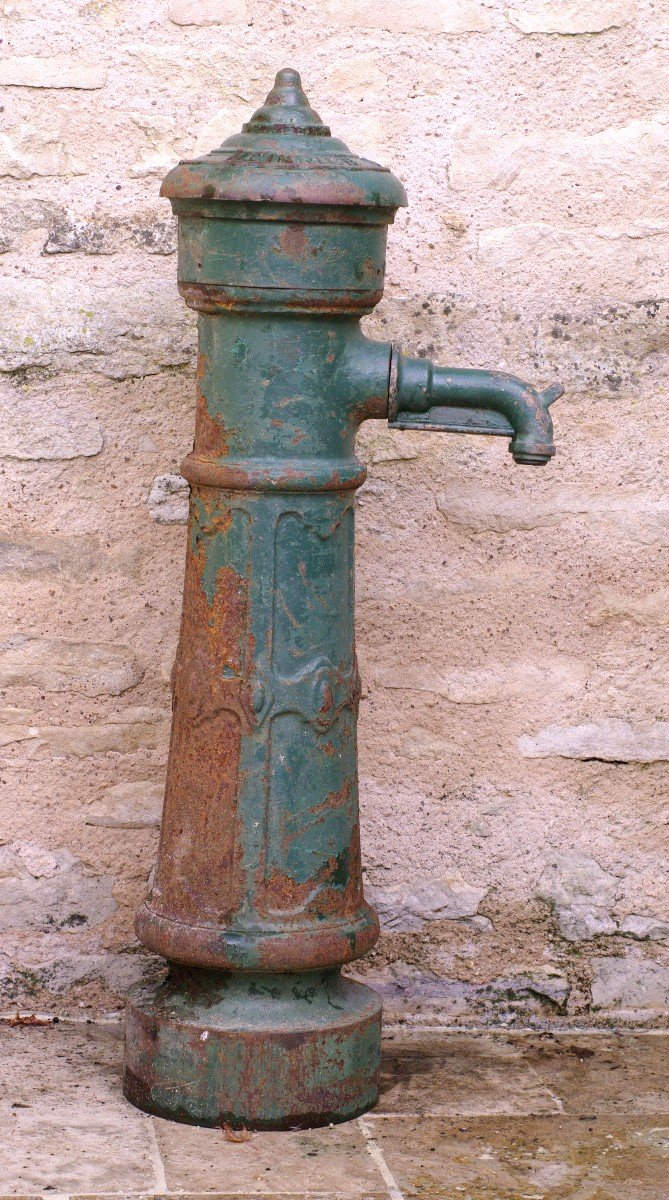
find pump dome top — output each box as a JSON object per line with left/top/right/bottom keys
{"left": 161, "top": 68, "right": 407, "bottom": 214}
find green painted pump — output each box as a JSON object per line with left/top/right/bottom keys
{"left": 124, "top": 70, "right": 561, "bottom": 1129}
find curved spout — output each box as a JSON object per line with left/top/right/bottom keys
{"left": 389, "top": 349, "right": 562, "bottom": 465}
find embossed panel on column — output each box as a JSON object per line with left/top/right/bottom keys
{"left": 261, "top": 498, "right": 363, "bottom": 920}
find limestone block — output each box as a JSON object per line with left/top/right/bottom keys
{"left": 506, "top": 1, "right": 633, "bottom": 35}
{"left": 326, "top": 55, "right": 380, "bottom": 96}
{"left": 450, "top": 114, "right": 669, "bottom": 228}
{"left": 477, "top": 223, "right": 669, "bottom": 296}
{"left": 42, "top": 211, "right": 119, "bottom": 256}
{"left": 371, "top": 657, "right": 585, "bottom": 705}
{"left": 147, "top": 474, "right": 190, "bottom": 524}
{"left": 0, "top": 384, "right": 102, "bottom": 459}
{"left": 320, "top": 0, "right": 493, "bottom": 32}
{"left": 518, "top": 970, "right": 571, "bottom": 1009}
{"left": 436, "top": 486, "right": 563, "bottom": 533}
{"left": 0, "top": 637, "right": 143, "bottom": 696}
{"left": 619, "top": 915, "right": 669, "bottom": 942}
{"left": 0, "top": 718, "right": 38, "bottom": 748}
{"left": 450, "top": 115, "right": 669, "bottom": 194}
{"left": 0, "top": 541, "right": 61, "bottom": 575}
{"left": 536, "top": 850, "right": 618, "bottom": 942}
{"left": 84, "top": 781, "right": 164, "bottom": 828}
{"left": 323, "top": 111, "right": 406, "bottom": 168}
{"left": 0, "top": 535, "right": 146, "bottom": 581}
{"left": 34, "top": 711, "right": 171, "bottom": 759}
{"left": 0, "top": 842, "right": 116, "bottom": 932}
{"left": 399, "top": 726, "right": 459, "bottom": 760}
{"left": 361, "top": 429, "right": 421, "bottom": 465}
{"left": 366, "top": 872, "right": 488, "bottom": 932}
{"left": 436, "top": 485, "right": 669, "bottom": 543}
{"left": 2, "top": 949, "right": 157, "bottom": 995}
{"left": 591, "top": 954, "right": 669, "bottom": 1010}
{"left": 167, "top": 0, "right": 248, "bottom": 23}
{"left": 520, "top": 720, "right": 669, "bottom": 763}
{"left": 188, "top": 105, "right": 253, "bottom": 157}
{"left": 0, "top": 123, "right": 85, "bottom": 179}
{"left": 128, "top": 151, "right": 177, "bottom": 180}
{"left": 0, "top": 709, "right": 171, "bottom": 759}
{"left": 591, "top": 586, "right": 669, "bottom": 627}
{"left": 370, "top": 964, "right": 570, "bottom": 1018}
{"left": 129, "top": 217, "right": 177, "bottom": 255}
{"left": 0, "top": 264, "right": 194, "bottom": 377}
{"left": 0, "top": 56, "right": 107, "bottom": 88}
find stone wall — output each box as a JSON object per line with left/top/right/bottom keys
{"left": 1, "top": 0, "right": 668, "bottom": 1026}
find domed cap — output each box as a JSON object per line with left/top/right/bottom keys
{"left": 161, "top": 68, "right": 407, "bottom": 214}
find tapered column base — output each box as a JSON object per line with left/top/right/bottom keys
{"left": 123, "top": 966, "right": 381, "bottom": 1130}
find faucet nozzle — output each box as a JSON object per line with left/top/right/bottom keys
{"left": 388, "top": 349, "right": 562, "bottom": 466}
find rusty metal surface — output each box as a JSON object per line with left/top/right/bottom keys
{"left": 126, "top": 68, "right": 561, "bottom": 1130}
{"left": 124, "top": 969, "right": 381, "bottom": 1130}
{"left": 137, "top": 316, "right": 387, "bottom": 977}
{"left": 161, "top": 68, "right": 407, "bottom": 214}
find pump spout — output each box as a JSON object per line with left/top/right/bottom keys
{"left": 388, "top": 348, "right": 562, "bottom": 465}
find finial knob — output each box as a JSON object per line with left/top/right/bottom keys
{"left": 243, "top": 67, "right": 330, "bottom": 136}
{"left": 274, "top": 68, "right": 302, "bottom": 87}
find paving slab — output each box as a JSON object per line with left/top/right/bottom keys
{"left": 0, "top": 1022, "right": 157, "bottom": 1196}
{"left": 376, "top": 1031, "right": 561, "bottom": 1116}
{"left": 518, "top": 1032, "right": 669, "bottom": 1115}
{"left": 366, "top": 1113, "right": 669, "bottom": 1200}
{"left": 154, "top": 1116, "right": 388, "bottom": 1195}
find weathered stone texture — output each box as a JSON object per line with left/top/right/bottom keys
{"left": 320, "top": 0, "right": 493, "bottom": 33}
{"left": 0, "top": 637, "right": 143, "bottom": 696}
{"left": 537, "top": 851, "right": 619, "bottom": 942}
{"left": 0, "top": 842, "right": 116, "bottom": 932}
{"left": 366, "top": 874, "right": 488, "bottom": 933}
{"left": 84, "top": 781, "right": 164, "bottom": 829}
{"left": 506, "top": 2, "right": 635, "bottom": 35}
{"left": 0, "top": 56, "right": 107, "bottom": 89}
{"left": 0, "top": 0, "right": 668, "bottom": 1022}
{"left": 0, "top": 710, "right": 171, "bottom": 760}
{"left": 0, "top": 124, "right": 85, "bottom": 179}
{"left": 591, "top": 955, "right": 669, "bottom": 1012}
{"left": 147, "top": 474, "right": 190, "bottom": 524}
{"left": 519, "top": 720, "right": 669, "bottom": 763}
{"left": 168, "top": 0, "right": 249, "bottom": 24}
{"left": 0, "top": 386, "right": 103, "bottom": 460}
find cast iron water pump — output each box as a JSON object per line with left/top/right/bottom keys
{"left": 124, "top": 70, "right": 560, "bottom": 1129}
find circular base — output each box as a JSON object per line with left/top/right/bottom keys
{"left": 124, "top": 967, "right": 381, "bottom": 1130}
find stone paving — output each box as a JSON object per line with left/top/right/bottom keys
{"left": 0, "top": 1021, "right": 667, "bottom": 1198}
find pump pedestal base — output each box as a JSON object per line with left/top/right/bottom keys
{"left": 123, "top": 967, "right": 382, "bottom": 1129}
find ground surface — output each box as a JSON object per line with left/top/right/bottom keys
{"left": 0, "top": 1022, "right": 667, "bottom": 1199}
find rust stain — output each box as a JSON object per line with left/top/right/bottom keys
{"left": 178, "top": 281, "right": 383, "bottom": 317}
{"left": 195, "top": 352, "right": 232, "bottom": 458}
{"left": 256, "top": 913, "right": 378, "bottom": 972}
{"left": 148, "top": 500, "right": 252, "bottom": 932}
{"left": 309, "top": 781, "right": 352, "bottom": 815}
{"left": 350, "top": 393, "right": 388, "bottom": 423}
{"left": 279, "top": 223, "right": 309, "bottom": 260}
{"left": 5, "top": 1013, "right": 56, "bottom": 1027}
